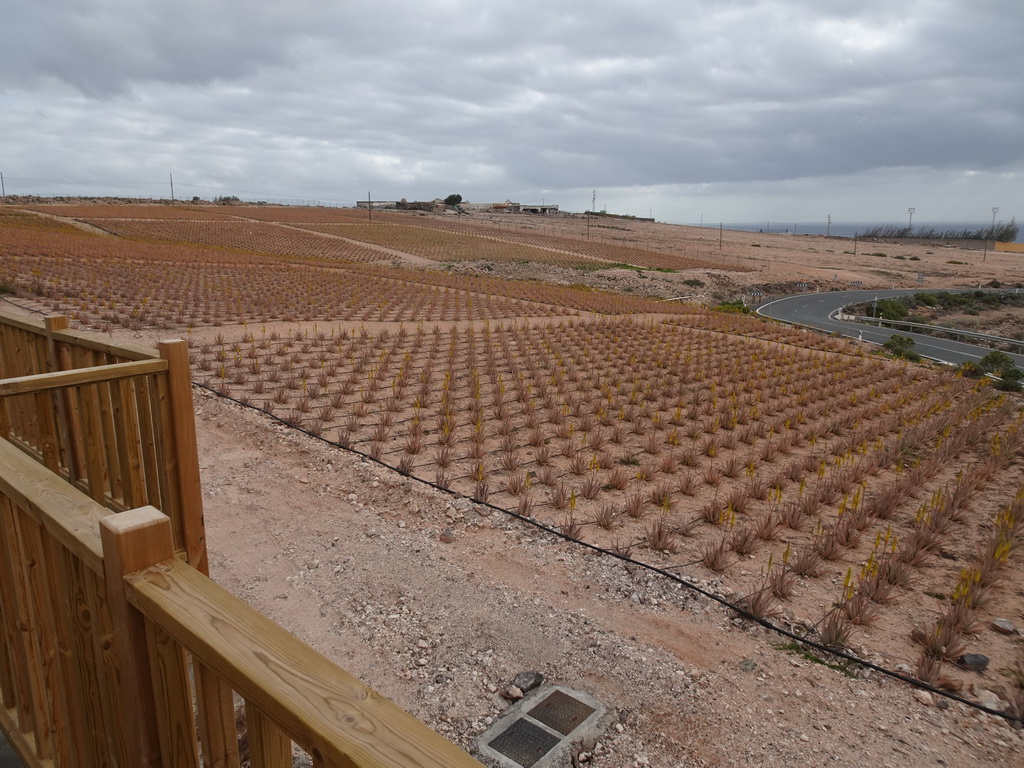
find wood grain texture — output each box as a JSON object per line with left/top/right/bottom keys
{"left": 100, "top": 507, "right": 176, "bottom": 768}
{"left": 158, "top": 341, "right": 208, "bottom": 574}
{"left": 0, "top": 498, "right": 54, "bottom": 760}
{"left": 246, "top": 705, "right": 291, "bottom": 768}
{"left": 0, "top": 308, "right": 157, "bottom": 362}
{"left": 194, "top": 662, "right": 242, "bottom": 768}
{"left": 0, "top": 360, "right": 167, "bottom": 398}
{"left": 0, "top": 438, "right": 109, "bottom": 574}
{"left": 126, "top": 559, "right": 484, "bottom": 768}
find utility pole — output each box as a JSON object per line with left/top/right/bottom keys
{"left": 169, "top": 173, "right": 175, "bottom": 204}
{"left": 0, "top": 171, "right": 5, "bottom": 198}
{"left": 908, "top": 207, "right": 915, "bottom": 231}
{"left": 719, "top": 222, "right": 723, "bottom": 250}
{"left": 984, "top": 206, "right": 998, "bottom": 262}
{"left": 368, "top": 191, "right": 372, "bottom": 223}
{"left": 827, "top": 214, "right": 831, "bottom": 237}
{"left": 587, "top": 188, "right": 595, "bottom": 240}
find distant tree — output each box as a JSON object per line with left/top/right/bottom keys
{"left": 882, "top": 335, "right": 919, "bottom": 361}
{"left": 978, "top": 351, "right": 1017, "bottom": 377}
{"left": 444, "top": 194, "right": 463, "bottom": 207}
{"left": 874, "top": 298, "right": 909, "bottom": 321}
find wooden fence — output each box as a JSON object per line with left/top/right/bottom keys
{"left": 0, "top": 310, "right": 483, "bottom": 768}
{"left": 0, "top": 310, "right": 206, "bottom": 573}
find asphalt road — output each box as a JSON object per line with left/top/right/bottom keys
{"left": 755, "top": 289, "right": 1024, "bottom": 369}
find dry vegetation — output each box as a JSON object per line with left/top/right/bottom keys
{"left": 3, "top": 201, "right": 1023, "bottom": 736}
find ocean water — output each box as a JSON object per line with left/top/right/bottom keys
{"left": 726, "top": 220, "right": 1022, "bottom": 244}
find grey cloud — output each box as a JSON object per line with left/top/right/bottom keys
{"left": 0, "top": 1, "right": 1020, "bottom": 220}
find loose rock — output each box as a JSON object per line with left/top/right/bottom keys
{"left": 959, "top": 654, "right": 989, "bottom": 673}
{"left": 991, "top": 618, "right": 1018, "bottom": 636}
{"left": 513, "top": 671, "right": 544, "bottom": 693}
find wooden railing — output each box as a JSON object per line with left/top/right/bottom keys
{"left": 0, "top": 310, "right": 484, "bottom": 768}
{"left": 0, "top": 309, "right": 207, "bottom": 572}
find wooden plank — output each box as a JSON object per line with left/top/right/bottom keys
{"left": 30, "top": 391, "right": 60, "bottom": 473}
{"left": 0, "top": 309, "right": 159, "bottom": 364}
{"left": 41, "top": 533, "right": 91, "bottom": 766}
{"left": 80, "top": 563, "right": 120, "bottom": 765}
{"left": 109, "top": 378, "right": 138, "bottom": 509}
{"left": 41, "top": 319, "right": 68, "bottom": 469}
{"left": 48, "top": 327, "right": 158, "bottom": 362}
{"left": 16, "top": 513, "right": 76, "bottom": 766}
{"left": 0, "top": 359, "right": 168, "bottom": 397}
{"left": 74, "top": 381, "right": 111, "bottom": 505}
{"left": 0, "top": 309, "right": 45, "bottom": 336}
{"left": 100, "top": 506, "right": 177, "bottom": 768}
{"left": 126, "top": 558, "right": 485, "bottom": 768}
{"left": 159, "top": 340, "right": 208, "bottom": 574}
{"left": 0, "top": 708, "right": 47, "bottom": 768}
{"left": 53, "top": 338, "right": 86, "bottom": 485}
{"left": 0, "top": 498, "right": 53, "bottom": 760}
{"left": 61, "top": 554, "right": 107, "bottom": 768}
{"left": 146, "top": 622, "right": 200, "bottom": 768}
{"left": 0, "top": 584, "right": 13, "bottom": 711}
{"left": 95, "top": 379, "right": 124, "bottom": 508}
{"left": 0, "top": 437, "right": 109, "bottom": 575}
{"left": 135, "top": 375, "right": 163, "bottom": 508}
{"left": 0, "top": 499, "right": 32, "bottom": 723}
{"left": 246, "top": 705, "right": 291, "bottom": 768}
{"left": 150, "top": 371, "right": 184, "bottom": 555}
{"left": 194, "top": 663, "right": 241, "bottom": 768}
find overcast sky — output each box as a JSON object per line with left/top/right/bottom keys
{"left": 2, "top": 1, "right": 1021, "bottom": 228}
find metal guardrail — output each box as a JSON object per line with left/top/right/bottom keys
{"left": 843, "top": 314, "right": 1024, "bottom": 352}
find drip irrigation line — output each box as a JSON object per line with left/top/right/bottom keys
{"left": 193, "top": 379, "right": 1023, "bottom": 727}
{"left": 0, "top": 295, "right": 48, "bottom": 315}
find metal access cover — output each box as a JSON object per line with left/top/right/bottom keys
{"left": 477, "top": 686, "right": 606, "bottom": 768}
{"left": 527, "top": 690, "right": 596, "bottom": 735}
{"left": 487, "top": 719, "right": 561, "bottom": 768}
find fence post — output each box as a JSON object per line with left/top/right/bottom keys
{"left": 156, "top": 341, "right": 239, "bottom": 768}
{"left": 157, "top": 340, "right": 207, "bottom": 575}
{"left": 100, "top": 506, "right": 175, "bottom": 768}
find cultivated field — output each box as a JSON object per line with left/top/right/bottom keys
{"left": 2, "top": 201, "right": 1023, "bottom": 750}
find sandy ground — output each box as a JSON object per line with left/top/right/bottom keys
{"left": 195, "top": 391, "right": 1022, "bottom": 767}
{"left": 4, "top": 206, "right": 1024, "bottom": 765}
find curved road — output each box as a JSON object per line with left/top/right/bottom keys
{"left": 756, "top": 289, "right": 1024, "bottom": 369}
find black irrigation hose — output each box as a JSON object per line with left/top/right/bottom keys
{"left": 197, "top": 380, "right": 1023, "bottom": 727}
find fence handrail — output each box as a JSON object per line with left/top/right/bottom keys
{"left": 1, "top": 443, "right": 485, "bottom": 768}
{"left": 0, "top": 436, "right": 109, "bottom": 573}
{"left": 123, "top": 550, "right": 484, "bottom": 768}
{"left": 0, "top": 307, "right": 158, "bottom": 362}
{"left": 0, "top": 359, "right": 168, "bottom": 397}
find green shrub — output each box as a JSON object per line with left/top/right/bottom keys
{"left": 875, "top": 298, "right": 909, "bottom": 321}
{"left": 978, "top": 351, "right": 1017, "bottom": 377}
{"left": 995, "top": 368, "right": 1022, "bottom": 392}
{"left": 714, "top": 300, "right": 752, "bottom": 314}
{"left": 883, "top": 335, "right": 919, "bottom": 361}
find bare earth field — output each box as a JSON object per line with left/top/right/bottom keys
{"left": 2, "top": 202, "right": 1023, "bottom": 766}
{"left": 195, "top": 391, "right": 1021, "bottom": 768}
